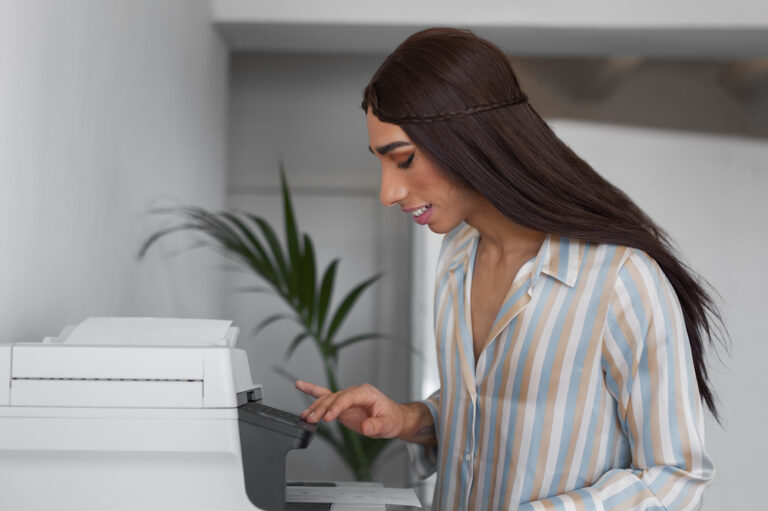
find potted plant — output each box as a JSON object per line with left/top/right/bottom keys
{"left": 138, "top": 167, "right": 391, "bottom": 481}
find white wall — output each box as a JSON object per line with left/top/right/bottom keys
{"left": 0, "top": 1, "right": 229, "bottom": 343}
{"left": 413, "top": 120, "right": 767, "bottom": 509}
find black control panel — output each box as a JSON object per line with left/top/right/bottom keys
{"left": 239, "top": 401, "right": 317, "bottom": 442}
{"left": 238, "top": 400, "right": 318, "bottom": 511}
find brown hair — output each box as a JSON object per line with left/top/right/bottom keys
{"left": 362, "top": 27, "right": 726, "bottom": 420}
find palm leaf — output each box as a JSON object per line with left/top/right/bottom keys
{"left": 248, "top": 214, "right": 292, "bottom": 299}
{"left": 220, "top": 212, "right": 279, "bottom": 283}
{"left": 252, "top": 313, "right": 295, "bottom": 337}
{"left": 299, "top": 234, "right": 316, "bottom": 325}
{"left": 137, "top": 223, "right": 198, "bottom": 259}
{"left": 315, "top": 259, "right": 339, "bottom": 336}
{"left": 280, "top": 166, "right": 302, "bottom": 303}
{"left": 285, "top": 331, "right": 313, "bottom": 360}
{"left": 232, "top": 285, "right": 272, "bottom": 294}
{"left": 315, "top": 424, "right": 344, "bottom": 455}
{"left": 180, "top": 207, "right": 242, "bottom": 248}
{"left": 324, "top": 273, "right": 383, "bottom": 344}
{"left": 332, "top": 332, "right": 387, "bottom": 353}
{"left": 359, "top": 436, "right": 391, "bottom": 464}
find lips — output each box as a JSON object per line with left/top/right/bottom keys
{"left": 401, "top": 204, "right": 430, "bottom": 213}
{"left": 411, "top": 205, "right": 433, "bottom": 225}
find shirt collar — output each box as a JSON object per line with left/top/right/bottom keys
{"left": 531, "top": 233, "right": 584, "bottom": 289}
{"left": 448, "top": 226, "right": 583, "bottom": 289}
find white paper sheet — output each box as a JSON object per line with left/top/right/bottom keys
{"left": 285, "top": 486, "right": 421, "bottom": 507}
{"left": 62, "top": 317, "right": 235, "bottom": 346}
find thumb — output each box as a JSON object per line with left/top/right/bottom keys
{"left": 361, "top": 417, "right": 384, "bottom": 437}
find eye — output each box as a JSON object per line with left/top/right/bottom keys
{"left": 397, "top": 153, "right": 415, "bottom": 169}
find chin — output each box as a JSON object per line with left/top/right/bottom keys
{"left": 427, "top": 220, "right": 459, "bottom": 235}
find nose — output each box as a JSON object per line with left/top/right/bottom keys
{"left": 379, "top": 166, "right": 407, "bottom": 207}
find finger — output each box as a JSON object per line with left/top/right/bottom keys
{"left": 323, "top": 387, "right": 375, "bottom": 422}
{"left": 301, "top": 393, "right": 338, "bottom": 422}
{"left": 316, "top": 392, "right": 349, "bottom": 422}
{"left": 295, "top": 380, "right": 332, "bottom": 398}
{"left": 361, "top": 417, "right": 385, "bottom": 437}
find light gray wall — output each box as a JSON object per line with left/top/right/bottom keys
{"left": 0, "top": 1, "right": 229, "bottom": 342}
{"left": 227, "top": 53, "right": 412, "bottom": 485}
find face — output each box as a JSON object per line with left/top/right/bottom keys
{"left": 366, "top": 107, "right": 479, "bottom": 234}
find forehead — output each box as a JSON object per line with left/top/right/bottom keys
{"left": 366, "top": 108, "right": 411, "bottom": 145}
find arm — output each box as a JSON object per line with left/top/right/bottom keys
{"left": 520, "top": 251, "right": 713, "bottom": 511}
{"left": 398, "top": 400, "right": 438, "bottom": 446}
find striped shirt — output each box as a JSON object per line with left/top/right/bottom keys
{"left": 408, "top": 223, "right": 712, "bottom": 511}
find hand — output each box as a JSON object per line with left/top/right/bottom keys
{"left": 295, "top": 380, "right": 407, "bottom": 438}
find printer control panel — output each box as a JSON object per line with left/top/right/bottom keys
{"left": 239, "top": 401, "right": 317, "bottom": 440}
{"left": 238, "top": 401, "right": 318, "bottom": 510}
{"left": 258, "top": 404, "right": 306, "bottom": 425}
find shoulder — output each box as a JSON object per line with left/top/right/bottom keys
{"left": 603, "top": 245, "right": 683, "bottom": 328}
{"left": 571, "top": 240, "right": 676, "bottom": 310}
{"left": 574, "top": 239, "right": 665, "bottom": 286}
{"left": 615, "top": 247, "right": 673, "bottom": 300}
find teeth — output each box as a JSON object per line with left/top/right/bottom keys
{"left": 412, "top": 206, "right": 429, "bottom": 217}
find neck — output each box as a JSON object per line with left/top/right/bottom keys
{"left": 464, "top": 196, "right": 546, "bottom": 259}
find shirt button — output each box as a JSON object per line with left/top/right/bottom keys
{"left": 465, "top": 454, "right": 471, "bottom": 461}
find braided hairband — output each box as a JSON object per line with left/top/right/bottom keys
{"left": 375, "top": 94, "right": 528, "bottom": 124}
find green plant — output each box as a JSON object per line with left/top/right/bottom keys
{"left": 138, "top": 167, "right": 390, "bottom": 481}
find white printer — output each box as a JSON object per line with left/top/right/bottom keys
{"left": 0, "top": 317, "right": 319, "bottom": 511}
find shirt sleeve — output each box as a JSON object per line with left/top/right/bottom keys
{"left": 405, "top": 388, "right": 441, "bottom": 479}
{"left": 518, "top": 250, "right": 714, "bottom": 511}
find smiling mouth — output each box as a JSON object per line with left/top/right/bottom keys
{"left": 411, "top": 205, "right": 432, "bottom": 218}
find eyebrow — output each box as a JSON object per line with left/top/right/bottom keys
{"left": 367, "top": 141, "right": 413, "bottom": 155}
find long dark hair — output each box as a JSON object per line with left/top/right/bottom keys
{"left": 362, "top": 27, "right": 726, "bottom": 420}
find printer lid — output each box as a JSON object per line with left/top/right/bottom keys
{"left": 51, "top": 317, "right": 239, "bottom": 347}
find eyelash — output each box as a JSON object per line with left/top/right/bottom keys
{"left": 397, "top": 153, "right": 415, "bottom": 169}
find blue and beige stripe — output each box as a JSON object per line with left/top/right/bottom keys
{"left": 411, "top": 223, "right": 712, "bottom": 511}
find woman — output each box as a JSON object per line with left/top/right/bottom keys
{"left": 296, "top": 27, "right": 722, "bottom": 511}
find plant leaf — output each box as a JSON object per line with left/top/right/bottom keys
{"left": 314, "top": 424, "right": 345, "bottom": 455}
{"left": 299, "top": 234, "right": 316, "bottom": 325}
{"left": 359, "top": 436, "right": 392, "bottom": 465}
{"left": 248, "top": 214, "right": 292, "bottom": 298}
{"left": 285, "top": 331, "right": 313, "bottom": 360}
{"left": 180, "top": 207, "right": 242, "bottom": 249}
{"left": 315, "top": 259, "right": 339, "bottom": 336}
{"left": 280, "top": 165, "right": 302, "bottom": 303}
{"left": 232, "top": 285, "right": 272, "bottom": 294}
{"left": 252, "top": 313, "right": 295, "bottom": 337}
{"left": 220, "top": 212, "right": 279, "bottom": 284}
{"left": 137, "top": 223, "right": 198, "bottom": 259}
{"left": 324, "top": 273, "right": 383, "bottom": 344}
{"left": 332, "top": 332, "right": 388, "bottom": 353}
